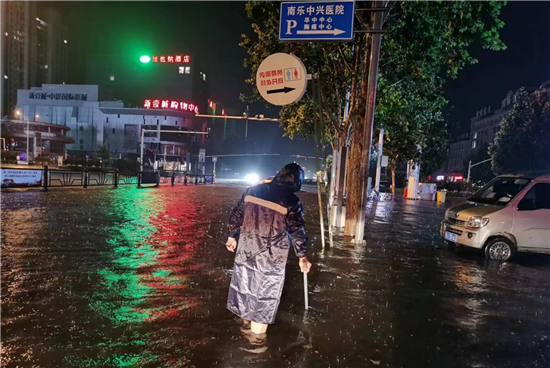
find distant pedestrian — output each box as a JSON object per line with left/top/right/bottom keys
{"left": 226, "top": 163, "right": 311, "bottom": 335}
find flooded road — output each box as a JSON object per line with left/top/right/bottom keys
{"left": 2, "top": 185, "right": 549, "bottom": 367}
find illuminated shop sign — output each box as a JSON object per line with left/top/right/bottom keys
{"left": 143, "top": 99, "right": 198, "bottom": 113}
{"left": 29, "top": 92, "right": 88, "bottom": 101}
{"left": 151, "top": 55, "right": 190, "bottom": 64}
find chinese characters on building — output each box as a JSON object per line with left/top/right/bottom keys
{"left": 143, "top": 99, "right": 198, "bottom": 113}
{"left": 29, "top": 92, "right": 88, "bottom": 101}
{"left": 152, "top": 55, "right": 191, "bottom": 64}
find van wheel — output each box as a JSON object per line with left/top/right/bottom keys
{"left": 484, "top": 237, "right": 515, "bottom": 261}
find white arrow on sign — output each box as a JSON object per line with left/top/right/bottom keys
{"left": 296, "top": 28, "right": 345, "bottom": 36}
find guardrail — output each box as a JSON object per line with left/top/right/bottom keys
{"left": 0, "top": 166, "right": 213, "bottom": 190}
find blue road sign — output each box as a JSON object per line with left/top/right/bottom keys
{"left": 279, "top": 1, "right": 355, "bottom": 41}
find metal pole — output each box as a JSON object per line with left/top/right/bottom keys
{"left": 245, "top": 105, "right": 249, "bottom": 139}
{"left": 26, "top": 119, "right": 29, "bottom": 161}
{"left": 313, "top": 77, "right": 326, "bottom": 250}
{"left": 354, "top": 1, "right": 384, "bottom": 244}
{"left": 140, "top": 128, "right": 144, "bottom": 172}
{"left": 374, "top": 129, "right": 384, "bottom": 191}
{"left": 467, "top": 158, "right": 492, "bottom": 183}
{"left": 303, "top": 272, "right": 309, "bottom": 310}
{"left": 43, "top": 166, "right": 48, "bottom": 191}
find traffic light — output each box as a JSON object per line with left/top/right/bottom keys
{"left": 206, "top": 127, "right": 211, "bottom": 139}
{"left": 140, "top": 55, "right": 151, "bottom": 63}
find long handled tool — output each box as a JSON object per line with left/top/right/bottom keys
{"left": 303, "top": 272, "right": 309, "bottom": 310}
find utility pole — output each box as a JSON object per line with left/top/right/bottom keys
{"left": 354, "top": 1, "right": 384, "bottom": 244}
{"left": 467, "top": 158, "right": 492, "bottom": 183}
{"left": 374, "top": 129, "right": 384, "bottom": 191}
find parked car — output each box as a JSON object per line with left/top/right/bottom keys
{"left": 440, "top": 174, "right": 550, "bottom": 261}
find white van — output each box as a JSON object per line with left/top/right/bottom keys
{"left": 440, "top": 174, "right": 550, "bottom": 261}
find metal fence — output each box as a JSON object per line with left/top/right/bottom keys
{"left": 0, "top": 166, "right": 213, "bottom": 190}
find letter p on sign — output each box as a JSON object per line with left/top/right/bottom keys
{"left": 286, "top": 20, "right": 297, "bottom": 34}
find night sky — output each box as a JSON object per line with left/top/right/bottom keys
{"left": 51, "top": 1, "right": 549, "bottom": 141}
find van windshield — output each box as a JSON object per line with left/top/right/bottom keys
{"left": 469, "top": 177, "right": 531, "bottom": 206}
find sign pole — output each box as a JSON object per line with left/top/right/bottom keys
{"left": 312, "top": 76, "right": 326, "bottom": 250}
{"left": 354, "top": 1, "right": 384, "bottom": 244}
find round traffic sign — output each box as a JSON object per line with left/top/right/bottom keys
{"left": 256, "top": 53, "right": 307, "bottom": 106}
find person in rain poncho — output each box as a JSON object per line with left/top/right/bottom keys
{"left": 226, "top": 163, "right": 312, "bottom": 335}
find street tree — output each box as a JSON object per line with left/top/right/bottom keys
{"left": 489, "top": 87, "right": 550, "bottom": 175}
{"left": 240, "top": 1, "right": 506, "bottom": 235}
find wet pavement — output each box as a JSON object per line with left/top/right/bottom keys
{"left": 1, "top": 185, "right": 549, "bottom": 367}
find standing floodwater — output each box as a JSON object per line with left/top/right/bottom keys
{"left": 2, "top": 185, "right": 549, "bottom": 367}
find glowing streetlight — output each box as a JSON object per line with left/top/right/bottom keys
{"left": 140, "top": 55, "right": 151, "bottom": 63}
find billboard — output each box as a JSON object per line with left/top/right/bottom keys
{"left": 1, "top": 169, "right": 42, "bottom": 188}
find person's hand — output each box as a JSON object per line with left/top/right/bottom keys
{"left": 226, "top": 237, "right": 237, "bottom": 252}
{"left": 299, "top": 257, "right": 312, "bottom": 273}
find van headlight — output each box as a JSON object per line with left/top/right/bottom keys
{"left": 467, "top": 216, "right": 490, "bottom": 228}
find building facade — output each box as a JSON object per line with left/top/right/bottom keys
{"left": 1, "top": 2, "right": 68, "bottom": 118}
{"left": 446, "top": 132, "right": 470, "bottom": 174}
{"left": 13, "top": 84, "right": 208, "bottom": 167}
{"left": 469, "top": 90, "right": 513, "bottom": 150}
{"left": 1, "top": 118, "right": 74, "bottom": 160}
{"left": 85, "top": 53, "right": 209, "bottom": 113}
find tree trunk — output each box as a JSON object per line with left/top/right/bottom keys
{"left": 391, "top": 167, "right": 396, "bottom": 196}
{"left": 343, "top": 34, "right": 372, "bottom": 237}
{"left": 344, "top": 119, "right": 363, "bottom": 236}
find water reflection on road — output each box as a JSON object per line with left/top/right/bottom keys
{"left": 2, "top": 186, "right": 549, "bottom": 367}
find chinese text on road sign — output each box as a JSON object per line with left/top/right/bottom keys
{"left": 256, "top": 53, "right": 307, "bottom": 106}
{"left": 279, "top": 1, "right": 355, "bottom": 41}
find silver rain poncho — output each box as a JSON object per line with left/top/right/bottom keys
{"left": 226, "top": 164, "right": 307, "bottom": 324}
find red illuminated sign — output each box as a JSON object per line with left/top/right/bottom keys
{"left": 258, "top": 69, "right": 285, "bottom": 87}
{"left": 152, "top": 54, "right": 190, "bottom": 64}
{"left": 143, "top": 99, "right": 198, "bottom": 113}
